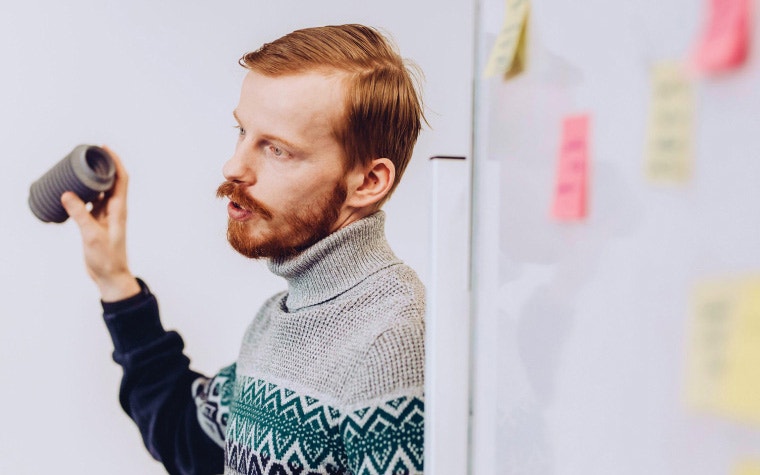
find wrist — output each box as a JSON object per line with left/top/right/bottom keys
{"left": 98, "top": 273, "right": 141, "bottom": 302}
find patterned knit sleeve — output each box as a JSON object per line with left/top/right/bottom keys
{"left": 340, "top": 322, "right": 425, "bottom": 475}
{"left": 192, "top": 363, "right": 236, "bottom": 448}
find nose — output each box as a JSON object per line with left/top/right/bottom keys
{"left": 222, "top": 145, "right": 254, "bottom": 184}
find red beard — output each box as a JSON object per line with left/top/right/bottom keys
{"left": 216, "top": 180, "right": 347, "bottom": 259}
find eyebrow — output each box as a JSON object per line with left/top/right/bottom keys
{"left": 232, "top": 110, "right": 304, "bottom": 154}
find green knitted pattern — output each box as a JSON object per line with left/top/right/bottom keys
{"left": 343, "top": 394, "right": 424, "bottom": 474}
{"left": 225, "top": 375, "right": 424, "bottom": 474}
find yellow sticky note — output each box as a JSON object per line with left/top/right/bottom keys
{"left": 687, "top": 277, "right": 760, "bottom": 424}
{"left": 719, "top": 278, "right": 760, "bottom": 423}
{"left": 484, "top": 0, "right": 530, "bottom": 79}
{"left": 733, "top": 460, "right": 760, "bottom": 475}
{"left": 686, "top": 279, "right": 740, "bottom": 411}
{"left": 644, "top": 62, "right": 695, "bottom": 184}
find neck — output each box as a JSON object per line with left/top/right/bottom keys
{"left": 267, "top": 211, "right": 400, "bottom": 311}
{"left": 330, "top": 206, "right": 376, "bottom": 233}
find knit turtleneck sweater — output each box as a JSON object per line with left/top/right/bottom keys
{"left": 191, "top": 211, "right": 426, "bottom": 475}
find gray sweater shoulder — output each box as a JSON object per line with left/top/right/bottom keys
{"left": 339, "top": 263, "right": 426, "bottom": 407}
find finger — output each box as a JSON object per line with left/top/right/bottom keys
{"left": 90, "top": 192, "right": 109, "bottom": 219}
{"left": 100, "top": 145, "right": 130, "bottom": 222}
{"left": 61, "top": 191, "right": 97, "bottom": 229}
{"left": 102, "top": 145, "right": 129, "bottom": 198}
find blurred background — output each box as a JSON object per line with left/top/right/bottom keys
{"left": 471, "top": 0, "right": 760, "bottom": 474}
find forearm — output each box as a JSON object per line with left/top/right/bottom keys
{"left": 99, "top": 271, "right": 141, "bottom": 302}
{"left": 102, "top": 279, "right": 223, "bottom": 475}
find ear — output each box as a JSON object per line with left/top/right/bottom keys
{"left": 344, "top": 158, "right": 395, "bottom": 209}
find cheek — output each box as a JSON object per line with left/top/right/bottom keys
{"left": 258, "top": 161, "right": 345, "bottom": 211}
{"left": 253, "top": 166, "right": 297, "bottom": 206}
{"left": 254, "top": 180, "right": 312, "bottom": 215}
{"left": 290, "top": 173, "right": 343, "bottom": 201}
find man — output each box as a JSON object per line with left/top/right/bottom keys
{"left": 61, "top": 24, "right": 425, "bottom": 475}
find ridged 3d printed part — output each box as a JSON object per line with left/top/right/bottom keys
{"left": 29, "top": 145, "right": 116, "bottom": 223}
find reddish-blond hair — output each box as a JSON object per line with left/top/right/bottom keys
{"left": 239, "top": 24, "right": 425, "bottom": 202}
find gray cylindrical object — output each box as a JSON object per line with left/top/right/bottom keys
{"left": 29, "top": 145, "right": 116, "bottom": 223}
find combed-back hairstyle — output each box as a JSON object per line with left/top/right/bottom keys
{"left": 239, "top": 24, "right": 425, "bottom": 203}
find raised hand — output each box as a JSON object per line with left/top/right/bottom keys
{"left": 61, "top": 146, "right": 141, "bottom": 302}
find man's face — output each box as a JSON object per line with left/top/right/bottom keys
{"left": 218, "top": 70, "right": 351, "bottom": 259}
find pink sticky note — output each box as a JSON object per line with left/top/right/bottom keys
{"left": 693, "top": 0, "right": 751, "bottom": 73}
{"left": 552, "top": 114, "right": 590, "bottom": 221}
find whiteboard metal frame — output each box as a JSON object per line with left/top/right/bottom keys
{"left": 426, "top": 155, "right": 472, "bottom": 475}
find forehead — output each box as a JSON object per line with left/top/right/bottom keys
{"left": 236, "top": 70, "right": 346, "bottom": 142}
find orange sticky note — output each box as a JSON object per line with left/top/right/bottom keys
{"left": 693, "top": 0, "right": 751, "bottom": 73}
{"left": 552, "top": 114, "right": 590, "bottom": 221}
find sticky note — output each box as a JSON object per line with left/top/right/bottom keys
{"left": 733, "top": 460, "right": 760, "bottom": 475}
{"left": 551, "top": 114, "right": 590, "bottom": 221}
{"left": 484, "top": 0, "right": 530, "bottom": 79}
{"left": 718, "top": 278, "right": 760, "bottom": 423}
{"left": 686, "top": 277, "right": 760, "bottom": 424}
{"left": 693, "top": 0, "right": 751, "bottom": 74}
{"left": 644, "top": 62, "right": 695, "bottom": 184}
{"left": 686, "top": 279, "right": 740, "bottom": 411}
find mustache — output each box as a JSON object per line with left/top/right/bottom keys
{"left": 216, "top": 181, "right": 273, "bottom": 220}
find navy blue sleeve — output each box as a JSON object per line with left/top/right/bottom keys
{"left": 101, "top": 279, "right": 224, "bottom": 475}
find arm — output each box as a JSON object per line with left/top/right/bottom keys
{"left": 102, "top": 279, "right": 225, "bottom": 474}
{"left": 61, "top": 148, "right": 224, "bottom": 473}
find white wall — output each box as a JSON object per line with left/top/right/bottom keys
{"left": 0, "top": 1, "right": 473, "bottom": 473}
{"left": 471, "top": 1, "right": 760, "bottom": 474}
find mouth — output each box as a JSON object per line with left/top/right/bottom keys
{"left": 227, "top": 200, "right": 253, "bottom": 221}
{"left": 217, "top": 181, "right": 273, "bottom": 221}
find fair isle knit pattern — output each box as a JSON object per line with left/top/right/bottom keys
{"left": 193, "top": 212, "right": 425, "bottom": 475}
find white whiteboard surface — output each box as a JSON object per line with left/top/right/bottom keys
{"left": 0, "top": 2, "right": 473, "bottom": 473}
{"left": 471, "top": 0, "right": 760, "bottom": 474}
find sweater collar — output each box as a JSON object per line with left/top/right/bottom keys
{"left": 267, "top": 211, "right": 401, "bottom": 311}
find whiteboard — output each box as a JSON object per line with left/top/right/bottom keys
{"left": 471, "top": 0, "right": 760, "bottom": 474}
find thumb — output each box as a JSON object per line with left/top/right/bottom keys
{"left": 61, "top": 192, "right": 94, "bottom": 228}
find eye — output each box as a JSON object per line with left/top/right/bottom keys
{"left": 271, "top": 146, "right": 283, "bottom": 156}
{"left": 233, "top": 125, "right": 245, "bottom": 137}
